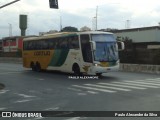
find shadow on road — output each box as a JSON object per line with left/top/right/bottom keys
{"left": 0, "top": 83, "right": 5, "bottom": 90}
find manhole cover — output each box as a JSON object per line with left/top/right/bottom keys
{"left": 0, "top": 83, "right": 5, "bottom": 90}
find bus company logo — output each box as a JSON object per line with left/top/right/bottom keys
{"left": 2, "top": 112, "right": 11, "bottom": 117}
{"left": 34, "top": 51, "right": 50, "bottom": 56}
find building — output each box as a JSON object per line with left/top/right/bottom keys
{"left": 2, "top": 36, "right": 23, "bottom": 52}
{"left": 2, "top": 35, "right": 37, "bottom": 52}
{"left": 104, "top": 26, "right": 160, "bottom": 65}
{"left": 112, "top": 26, "right": 160, "bottom": 49}
{"left": 80, "top": 26, "right": 91, "bottom": 32}
{"left": 39, "top": 30, "right": 58, "bottom": 36}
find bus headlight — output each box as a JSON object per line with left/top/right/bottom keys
{"left": 94, "top": 63, "right": 98, "bottom": 66}
{"left": 116, "top": 60, "right": 120, "bottom": 65}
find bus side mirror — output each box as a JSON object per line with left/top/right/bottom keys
{"left": 90, "top": 41, "right": 96, "bottom": 51}
{"left": 117, "top": 41, "right": 125, "bottom": 51}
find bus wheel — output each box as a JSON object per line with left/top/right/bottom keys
{"left": 72, "top": 64, "right": 80, "bottom": 76}
{"left": 35, "top": 62, "right": 41, "bottom": 72}
{"left": 96, "top": 73, "right": 102, "bottom": 77}
{"left": 30, "top": 62, "right": 36, "bottom": 71}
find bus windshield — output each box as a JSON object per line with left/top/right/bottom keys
{"left": 92, "top": 34, "right": 115, "bottom": 42}
{"left": 91, "top": 34, "right": 118, "bottom": 62}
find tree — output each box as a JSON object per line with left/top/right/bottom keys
{"left": 61, "top": 26, "right": 78, "bottom": 32}
{"left": 80, "top": 26, "right": 91, "bottom": 32}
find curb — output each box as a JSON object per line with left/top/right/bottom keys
{"left": 120, "top": 64, "right": 160, "bottom": 74}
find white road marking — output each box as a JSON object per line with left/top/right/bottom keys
{"left": 0, "top": 108, "right": 7, "bottom": 110}
{"left": 27, "top": 117, "right": 45, "bottom": 120}
{"left": 0, "top": 90, "right": 10, "bottom": 94}
{"left": 87, "top": 91, "right": 98, "bottom": 94}
{"left": 66, "top": 117, "right": 82, "bottom": 120}
{"left": 15, "top": 93, "right": 36, "bottom": 98}
{"left": 125, "top": 81, "right": 160, "bottom": 86}
{"left": 34, "top": 117, "right": 45, "bottom": 120}
{"left": 98, "top": 83, "right": 146, "bottom": 90}
{"left": 78, "top": 93, "right": 87, "bottom": 96}
{"left": 45, "top": 107, "right": 59, "bottom": 110}
{"left": 112, "top": 82, "right": 159, "bottom": 88}
{"left": 137, "top": 79, "right": 160, "bottom": 83}
{"left": 70, "top": 78, "right": 160, "bottom": 94}
{"left": 147, "top": 78, "right": 160, "bottom": 80}
{"left": 72, "top": 85, "right": 116, "bottom": 93}
{"left": 85, "top": 84, "right": 131, "bottom": 91}
{"left": 14, "top": 99, "right": 32, "bottom": 103}
{"left": 68, "top": 87, "right": 82, "bottom": 92}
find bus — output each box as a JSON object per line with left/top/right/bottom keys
{"left": 23, "top": 31, "right": 124, "bottom": 76}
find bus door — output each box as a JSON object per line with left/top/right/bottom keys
{"left": 80, "top": 34, "right": 93, "bottom": 63}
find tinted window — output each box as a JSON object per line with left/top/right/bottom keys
{"left": 80, "top": 34, "right": 92, "bottom": 62}
{"left": 23, "top": 35, "right": 79, "bottom": 50}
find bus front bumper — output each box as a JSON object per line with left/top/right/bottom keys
{"left": 90, "top": 64, "right": 119, "bottom": 74}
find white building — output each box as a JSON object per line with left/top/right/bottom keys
{"left": 114, "top": 26, "right": 160, "bottom": 43}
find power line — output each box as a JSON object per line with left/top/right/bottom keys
{"left": 0, "top": 0, "right": 20, "bottom": 9}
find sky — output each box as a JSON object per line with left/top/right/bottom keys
{"left": 1, "top": 0, "right": 160, "bottom": 38}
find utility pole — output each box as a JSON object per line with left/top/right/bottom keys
{"left": 0, "top": 0, "right": 20, "bottom": 9}
{"left": 95, "top": 6, "right": 98, "bottom": 31}
{"left": 8, "top": 23, "right": 12, "bottom": 37}
{"left": 60, "top": 16, "right": 62, "bottom": 31}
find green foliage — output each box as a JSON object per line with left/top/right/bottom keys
{"left": 61, "top": 26, "right": 78, "bottom": 32}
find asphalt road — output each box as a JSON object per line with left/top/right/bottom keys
{"left": 0, "top": 63, "right": 160, "bottom": 120}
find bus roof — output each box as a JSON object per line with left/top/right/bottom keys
{"left": 23, "top": 31, "right": 113, "bottom": 41}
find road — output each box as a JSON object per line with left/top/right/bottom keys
{"left": 0, "top": 63, "right": 160, "bottom": 120}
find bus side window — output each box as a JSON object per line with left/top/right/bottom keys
{"left": 48, "top": 39, "right": 55, "bottom": 49}
{"left": 55, "top": 38, "right": 60, "bottom": 49}
{"left": 43, "top": 40, "right": 49, "bottom": 50}
{"left": 23, "top": 42, "right": 28, "bottom": 50}
{"left": 73, "top": 36, "right": 79, "bottom": 49}
{"left": 59, "top": 37, "right": 68, "bottom": 49}
{"left": 68, "top": 37, "right": 73, "bottom": 49}
{"left": 68, "top": 36, "right": 79, "bottom": 49}
{"left": 37, "top": 40, "right": 42, "bottom": 50}
{"left": 80, "top": 34, "right": 93, "bottom": 62}
{"left": 28, "top": 41, "right": 33, "bottom": 50}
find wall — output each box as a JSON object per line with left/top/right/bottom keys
{"left": 116, "top": 29, "right": 157, "bottom": 43}
{"left": 120, "top": 64, "right": 160, "bottom": 74}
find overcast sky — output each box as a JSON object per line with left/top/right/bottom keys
{"left": 1, "top": 0, "right": 160, "bottom": 38}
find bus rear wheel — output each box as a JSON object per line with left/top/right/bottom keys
{"left": 35, "top": 62, "right": 41, "bottom": 72}
{"left": 96, "top": 73, "right": 102, "bottom": 77}
{"left": 72, "top": 64, "right": 81, "bottom": 76}
{"left": 31, "top": 62, "right": 36, "bottom": 71}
